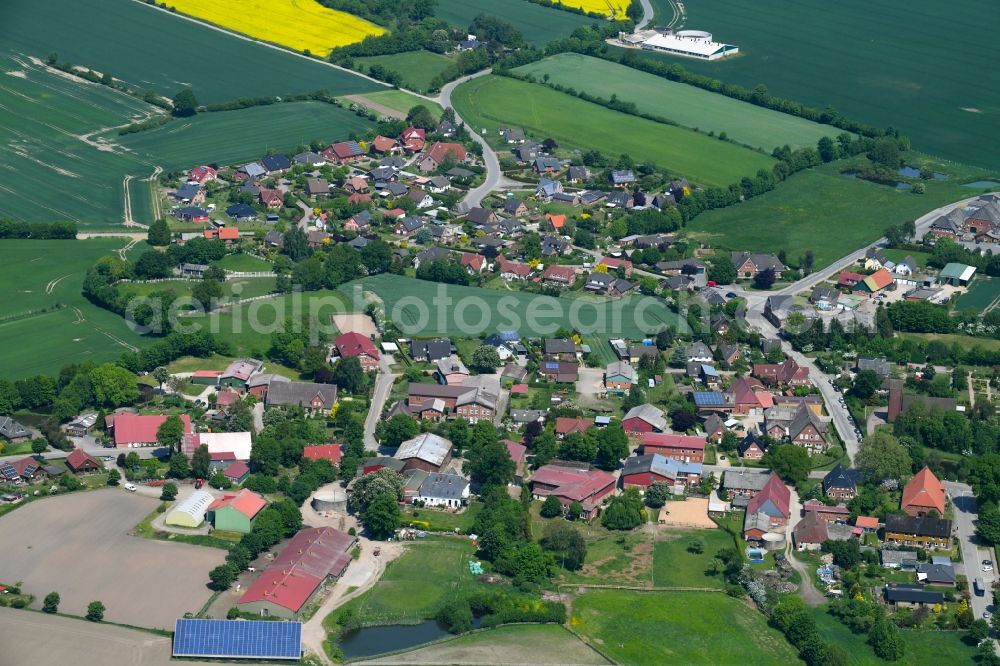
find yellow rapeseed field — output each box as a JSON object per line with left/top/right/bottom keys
{"left": 558, "top": 0, "right": 630, "bottom": 17}
{"left": 168, "top": 0, "right": 385, "bottom": 55}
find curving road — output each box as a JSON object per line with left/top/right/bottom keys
{"left": 636, "top": 0, "right": 654, "bottom": 29}
{"left": 437, "top": 70, "right": 507, "bottom": 211}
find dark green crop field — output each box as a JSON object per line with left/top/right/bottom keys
{"left": 0, "top": 0, "right": 381, "bottom": 103}
{"left": 623, "top": 0, "right": 1000, "bottom": 170}
{"left": 436, "top": 0, "right": 596, "bottom": 46}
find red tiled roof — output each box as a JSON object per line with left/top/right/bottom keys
{"left": 193, "top": 370, "right": 222, "bottom": 378}
{"left": 510, "top": 383, "right": 528, "bottom": 394}
{"left": 210, "top": 451, "right": 236, "bottom": 462}
{"left": 901, "top": 466, "right": 945, "bottom": 515}
{"left": 746, "top": 473, "right": 790, "bottom": 518}
{"left": 531, "top": 465, "right": 615, "bottom": 505}
{"left": 599, "top": 257, "right": 632, "bottom": 271}
{"left": 554, "top": 417, "right": 594, "bottom": 436}
{"left": 503, "top": 439, "right": 527, "bottom": 464}
{"left": 223, "top": 461, "right": 250, "bottom": 481}
{"left": 328, "top": 141, "right": 363, "bottom": 159}
{"left": 640, "top": 432, "right": 706, "bottom": 451}
{"left": 209, "top": 488, "right": 264, "bottom": 518}
{"left": 401, "top": 127, "right": 425, "bottom": 141}
{"left": 855, "top": 516, "right": 880, "bottom": 529}
{"left": 66, "top": 448, "right": 100, "bottom": 472}
{"left": 302, "top": 444, "right": 342, "bottom": 464}
{"left": 215, "top": 388, "right": 241, "bottom": 407}
{"left": 113, "top": 414, "right": 191, "bottom": 446}
{"left": 546, "top": 213, "right": 566, "bottom": 229}
{"left": 238, "top": 527, "right": 356, "bottom": 613}
{"left": 838, "top": 271, "right": 865, "bottom": 286}
{"left": 335, "top": 332, "right": 379, "bottom": 360}
{"left": 348, "top": 193, "right": 372, "bottom": 204}
{"left": 218, "top": 227, "right": 239, "bottom": 240}
{"left": 460, "top": 253, "right": 485, "bottom": 270}
{"left": 543, "top": 265, "right": 575, "bottom": 281}
{"left": 371, "top": 135, "right": 397, "bottom": 152}
{"left": 425, "top": 141, "right": 467, "bottom": 165}
{"left": 498, "top": 256, "right": 532, "bottom": 276}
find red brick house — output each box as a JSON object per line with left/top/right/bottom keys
{"left": 530, "top": 465, "right": 615, "bottom": 518}
{"left": 597, "top": 257, "right": 633, "bottom": 277}
{"left": 622, "top": 404, "right": 666, "bottom": 434}
{"left": 419, "top": 142, "right": 467, "bottom": 173}
{"left": 334, "top": 332, "right": 380, "bottom": 372}
{"left": 901, "top": 467, "right": 946, "bottom": 517}
{"left": 640, "top": 432, "right": 706, "bottom": 463}
{"left": 323, "top": 140, "right": 364, "bottom": 164}
{"left": 65, "top": 448, "right": 101, "bottom": 474}
{"left": 400, "top": 127, "right": 426, "bottom": 152}
{"left": 259, "top": 188, "right": 283, "bottom": 209}
{"left": 621, "top": 454, "right": 701, "bottom": 491}
{"left": 542, "top": 264, "right": 576, "bottom": 286}
{"left": 752, "top": 358, "right": 810, "bottom": 387}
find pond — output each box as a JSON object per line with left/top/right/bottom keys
{"left": 964, "top": 180, "right": 1000, "bottom": 189}
{"left": 898, "top": 165, "right": 921, "bottom": 178}
{"left": 339, "top": 620, "right": 454, "bottom": 659}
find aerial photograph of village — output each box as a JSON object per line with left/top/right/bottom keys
{"left": 1, "top": 0, "right": 999, "bottom": 664}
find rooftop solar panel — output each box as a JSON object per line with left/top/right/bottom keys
{"left": 693, "top": 392, "right": 725, "bottom": 406}
{"left": 173, "top": 618, "right": 301, "bottom": 660}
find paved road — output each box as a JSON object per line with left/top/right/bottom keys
{"left": 946, "top": 481, "right": 996, "bottom": 624}
{"left": 363, "top": 353, "right": 397, "bottom": 451}
{"left": 636, "top": 0, "right": 654, "bottom": 29}
{"left": 437, "top": 70, "right": 508, "bottom": 211}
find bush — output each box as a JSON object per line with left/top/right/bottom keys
{"left": 540, "top": 495, "right": 563, "bottom": 518}
{"left": 436, "top": 598, "right": 474, "bottom": 634}
{"left": 86, "top": 600, "right": 105, "bottom": 622}
{"left": 11, "top": 598, "right": 26, "bottom": 609}
{"left": 43, "top": 592, "right": 60, "bottom": 614}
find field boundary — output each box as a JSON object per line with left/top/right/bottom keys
{"left": 127, "top": 0, "right": 392, "bottom": 90}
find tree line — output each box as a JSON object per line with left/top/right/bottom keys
{"left": 0, "top": 219, "right": 76, "bottom": 239}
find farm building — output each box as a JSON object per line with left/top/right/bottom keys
{"left": 622, "top": 404, "right": 667, "bottom": 433}
{"left": 639, "top": 30, "right": 739, "bottom": 61}
{"left": 393, "top": 433, "right": 453, "bottom": 473}
{"left": 302, "top": 444, "right": 342, "bottom": 465}
{"left": 938, "top": 262, "right": 976, "bottom": 286}
{"left": 64, "top": 412, "right": 98, "bottom": 436}
{"left": 621, "top": 454, "right": 702, "bottom": 492}
{"left": 65, "top": 448, "right": 101, "bottom": 474}
{"left": 165, "top": 490, "right": 215, "bottom": 528}
{"left": 219, "top": 358, "right": 264, "bottom": 389}
{"left": 265, "top": 381, "right": 338, "bottom": 415}
{"left": 639, "top": 432, "right": 707, "bottom": 463}
{"left": 237, "top": 527, "right": 357, "bottom": 618}
{"left": 530, "top": 465, "right": 616, "bottom": 518}
{"left": 182, "top": 431, "right": 253, "bottom": 461}
{"left": 110, "top": 413, "right": 192, "bottom": 449}
{"left": 208, "top": 489, "right": 267, "bottom": 534}
{"left": 334, "top": 332, "right": 380, "bottom": 371}
{"left": 0, "top": 416, "right": 30, "bottom": 443}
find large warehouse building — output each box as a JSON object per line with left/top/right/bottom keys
{"left": 165, "top": 490, "right": 215, "bottom": 528}
{"left": 237, "top": 527, "right": 356, "bottom": 618}
{"left": 621, "top": 29, "right": 739, "bottom": 61}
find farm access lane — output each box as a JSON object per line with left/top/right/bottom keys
{"left": 363, "top": 351, "right": 398, "bottom": 451}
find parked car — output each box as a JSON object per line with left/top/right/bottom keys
{"left": 124, "top": 483, "right": 137, "bottom": 492}
{"left": 983, "top": 560, "right": 993, "bottom": 572}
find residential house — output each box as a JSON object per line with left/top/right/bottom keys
{"left": 394, "top": 216, "right": 423, "bottom": 236}
{"left": 413, "top": 246, "right": 451, "bottom": 270}
{"left": 502, "top": 198, "right": 528, "bottom": 217}
{"left": 302, "top": 444, "right": 342, "bottom": 466}
{"left": 881, "top": 549, "right": 918, "bottom": 570}
{"left": 258, "top": 188, "right": 283, "bottom": 209}
{"left": 497, "top": 256, "right": 532, "bottom": 280}
{"left": 510, "top": 409, "right": 546, "bottom": 426}
{"left": 172, "top": 183, "right": 204, "bottom": 205}
{"left": 753, "top": 357, "right": 810, "bottom": 387}
{"left": 0, "top": 457, "right": 47, "bottom": 484}
{"left": 370, "top": 135, "right": 399, "bottom": 155}
{"left": 916, "top": 562, "right": 956, "bottom": 586}
{"left": 884, "top": 514, "right": 952, "bottom": 549}
{"left": 419, "top": 142, "right": 467, "bottom": 173}
{"left": 307, "top": 230, "right": 330, "bottom": 247}
{"left": 895, "top": 256, "right": 918, "bottom": 276}
{"left": 578, "top": 190, "right": 607, "bottom": 206}
{"left": 0, "top": 416, "right": 30, "bottom": 443}
{"left": 686, "top": 341, "right": 714, "bottom": 363}
{"left": 622, "top": 454, "right": 702, "bottom": 492}
{"left": 436, "top": 120, "right": 456, "bottom": 137}
{"left": 239, "top": 162, "right": 266, "bottom": 180}
{"left": 597, "top": 257, "right": 633, "bottom": 276}
{"left": 394, "top": 433, "right": 453, "bottom": 473}
{"left": 417, "top": 472, "right": 470, "bottom": 508}
{"left": 530, "top": 464, "right": 616, "bottom": 518}
{"left": 294, "top": 151, "right": 326, "bottom": 167}
{"left": 435, "top": 357, "right": 470, "bottom": 386}
{"left": 226, "top": 203, "right": 257, "bottom": 222}
{"left": 400, "top": 127, "right": 426, "bottom": 152}
{"left": 323, "top": 140, "right": 364, "bottom": 164}
{"left": 344, "top": 210, "right": 372, "bottom": 233}
{"left": 722, "top": 469, "right": 770, "bottom": 504}
{"left": 737, "top": 431, "right": 768, "bottom": 460}
{"left": 640, "top": 432, "right": 706, "bottom": 463}
{"left": 533, "top": 157, "right": 561, "bottom": 174}
{"left": 901, "top": 466, "right": 946, "bottom": 517}
{"left": 584, "top": 272, "right": 614, "bottom": 293}
{"left": 623, "top": 404, "right": 667, "bottom": 434}
{"left": 536, "top": 178, "right": 563, "bottom": 200}
{"left": 884, "top": 584, "right": 945, "bottom": 608}
{"left": 334, "top": 332, "right": 380, "bottom": 372}
{"left": 731, "top": 252, "right": 786, "bottom": 279}
{"left": 609, "top": 278, "right": 634, "bottom": 298}
{"left": 793, "top": 510, "right": 855, "bottom": 550}
{"left": 887, "top": 379, "right": 959, "bottom": 422}
{"left": 863, "top": 248, "right": 893, "bottom": 271}
{"left": 410, "top": 338, "right": 452, "bottom": 362}
{"left": 838, "top": 271, "right": 865, "bottom": 289}
{"left": 459, "top": 252, "right": 486, "bottom": 274}
{"left": 605, "top": 360, "right": 636, "bottom": 393}
{"left": 465, "top": 207, "right": 497, "bottom": 226}
{"left": 514, "top": 142, "right": 541, "bottom": 163}
{"left": 174, "top": 206, "right": 210, "bottom": 222}
{"left": 305, "top": 178, "right": 330, "bottom": 198}
{"left": 567, "top": 165, "right": 589, "bottom": 183}
{"left": 538, "top": 361, "right": 579, "bottom": 383}
{"left": 823, "top": 465, "right": 861, "bottom": 500}
{"left": 554, "top": 417, "right": 594, "bottom": 439}
{"left": 605, "top": 191, "right": 632, "bottom": 209}
{"left": 702, "top": 414, "right": 727, "bottom": 444}
{"left": 188, "top": 165, "right": 217, "bottom": 184}
{"left": 810, "top": 286, "right": 840, "bottom": 307}
{"left": 763, "top": 404, "right": 829, "bottom": 453}
{"left": 743, "top": 474, "right": 791, "bottom": 540}
{"left": 499, "top": 127, "right": 526, "bottom": 143}
{"left": 543, "top": 338, "right": 576, "bottom": 360}
{"left": 856, "top": 357, "right": 891, "bottom": 377}
{"left": 65, "top": 448, "right": 101, "bottom": 474}
{"left": 265, "top": 382, "right": 338, "bottom": 416}
{"left": 611, "top": 170, "right": 635, "bottom": 187}
{"left": 542, "top": 264, "right": 576, "bottom": 286}
{"left": 854, "top": 267, "right": 895, "bottom": 296}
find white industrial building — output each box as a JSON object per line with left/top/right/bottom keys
{"left": 165, "top": 490, "right": 215, "bottom": 528}
{"left": 630, "top": 30, "right": 739, "bottom": 61}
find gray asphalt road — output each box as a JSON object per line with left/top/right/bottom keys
{"left": 636, "top": 0, "right": 654, "bottom": 29}
{"left": 437, "top": 70, "right": 502, "bottom": 211}
{"left": 946, "top": 481, "right": 996, "bottom": 625}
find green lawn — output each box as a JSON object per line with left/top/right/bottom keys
{"left": 808, "top": 607, "right": 977, "bottom": 665}
{"left": 212, "top": 254, "right": 273, "bottom": 272}
{"left": 3, "top": 0, "right": 380, "bottom": 104}
{"left": 354, "top": 51, "right": 455, "bottom": 93}
{"left": 515, "top": 54, "right": 836, "bottom": 151}
{"left": 328, "top": 537, "right": 486, "bottom": 625}
{"left": 881, "top": 248, "right": 932, "bottom": 269}
{"left": 436, "top": 0, "right": 595, "bottom": 46}
{"left": 119, "top": 277, "right": 276, "bottom": 302}
{"left": 957, "top": 277, "right": 1000, "bottom": 312}
{"left": 651, "top": 529, "right": 732, "bottom": 588}
{"left": 112, "top": 102, "right": 374, "bottom": 172}
{"left": 0, "top": 239, "right": 152, "bottom": 378}
{"left": 627, "top": 0, "right": 1000, "bottom": 171}
{"left": 571, "top": 589, "right": 799, "bottom": 665}
{"left": 350, "top": 89, "right": 443, "bottom": 120}
{"left": 451, "top": 75, "right": 775, "bottom": 188}
{"left": 401, "top": 501, "right": 483, "bottom": 532}
{"left": 686, "top": 157, "right": 989, "bottom": 270}
{"left": 897, "top": 332, "right": 1000, "bottom": 353}
{"left": 339, "top": 273, "right": 686, "bottom": 338}
{"left": 582, "top": 334, "right": 617, "bottom": 366}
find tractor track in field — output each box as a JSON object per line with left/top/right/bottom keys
{"left": 45, "top": 274, "right": 71, "bottom": 294}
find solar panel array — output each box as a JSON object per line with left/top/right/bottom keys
{"left": 0, "top": 464, "right": 18, "bottom": 481}
{"left": 173, "top": 618, "right": 301, "bottom": 660}
{"left": 693, "top": 392, "right": 725, "bottom": 406}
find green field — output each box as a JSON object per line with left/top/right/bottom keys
{"left": 571, "top": 589, "right": 799, "bottom": 664}
{"left": 212, "top": 254, "right": 273, "bottom": 272}
{"left": 2, "top": 0, "right": 381, "bottom": 104}
{"left": 340, "top": 274, "right": 686, "bottom": 338}
{"left": 809, "top": 608, "right": 977, "bottom": 666}
{"left": 686, "top": 159, "right": 989, "bottom": 270}
{"left": 651, "top": 529, "right": 732, "bottom": 588}
{"left": 329, "top": 538, "right": 485, "bottom": 625}
{"left": 515, "top": 54, "right": 836, "bottom": 151}
{"left": 881, "top": 248, "right": 932, "bottom": 270}
{"left": 355, "top": 51, "right": 455, "bottom": 93}
{"left": 119, "top": 277, "right": 276, "bottom": 301}
{"left": 631, "top": 0, "right": 1000, "bottom": 171}
{"left": 957, "top": 277, "right": 1000, "bottom": 312}
{"left": 897, "top": 332, "right": 1000, "bottom": 353}
{"left": 112, "top": 102, "right": 375, "bottom": 172}
{"left": 451, "top": 75, "right": 775, "bottom": 187}
{"left": 351, "top": 89, "right": 444, "bottom": 120}
{"left": 0, "top": 239, "right": 150, "bottom": 378}
{"left": 435, "top": 0, "right": 596, "bottom": 46}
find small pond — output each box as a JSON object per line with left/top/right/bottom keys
{"left": 898, "top": 165, "right": 921, "bottom": 178}
{"left": 964, "top": 180, "right": 1000, "bottom": 189}
{"left": 339, "top": 619, "right": 479, "bottom": 659}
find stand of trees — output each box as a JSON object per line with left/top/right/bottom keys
{"left": 0, "top": 219, "right": 76, "bottom": 239}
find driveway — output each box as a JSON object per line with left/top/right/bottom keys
{"left": 363, "top": 353, "right": 397, "bottom": 451}
{"left": 784, "top": 487, "right": 825, "bottom": 606}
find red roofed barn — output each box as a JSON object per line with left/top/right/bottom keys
{"left": 111, "top": 413, "right": 192, "bottom": 449}
{"left": 334, "top": 332, "right": 380, "bottom": 372}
